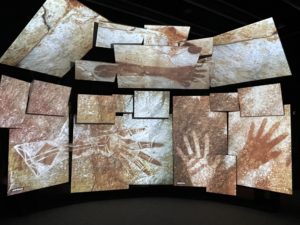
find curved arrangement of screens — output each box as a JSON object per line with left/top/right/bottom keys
{"left": 0, "top": 0, "right": 292, "bottom": 196}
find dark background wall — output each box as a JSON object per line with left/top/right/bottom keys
{"left": 0, "top": 0, "right": 300, "bottom": 224}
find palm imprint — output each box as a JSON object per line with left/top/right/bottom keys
{"left": 238, "top": 118, "right": 288, "bottom": 176}
{"left": 176, "top": 131, "right": 213, "bottom": 186}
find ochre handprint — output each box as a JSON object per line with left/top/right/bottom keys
{"left": 238, "top": 118, "right": 288, "bottom": 178}
{"left": 176, "top": 131, "right": 213, "bottom": 186}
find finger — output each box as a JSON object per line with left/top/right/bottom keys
{"left": 247, "top": 122, "right": 255, "bottom": 142}
{"left": 176, "top": 147, "right": 187, "bottom": 162}
{"left": 262, "top": 121, "right": 280, "bottom": 141}
{"left": 203, "top": 134, "right": 210, "bottom": 158}
{"left": 192, "top": 131, "right": 201, "bottom": 158}
{"left": 268, "top": 132, "right": 289, "bottom": 149}
{"left": 256, "top": 118, "right": 267, "bottom": 139}
{"left": 269, "top": 151, "right": 282, "bottom": 160}
{"left": 138, "top": 151, "right": 162, "bottom": 166}
{"left": 138, "top": 141, "right": 164, "bottom": 149}
{"left": 184, "top": 135, "right": 193, "bottom": 156}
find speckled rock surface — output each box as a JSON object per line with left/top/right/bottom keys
{"left": 27, "top": 80, "right": 71, "bottom": 116}
{"left": 71, "top": 114, "right": 173, "bottom": 192}
{"left": 238, "top": 84, "right": 284, "bottom": 117}
{"left": 211, "top": 18, "right": 291, "bottom": 87}
{"left": 134, "top": 91, "right": 170, "bottom": 118}
{"left": 8, "top": 115, "right": 69, "bottom": 195}
{"left": 0, "top": 75, "right": 30, "bottom": 128}
{"left": 0, "top": 0, "right": 108, "bottom": 77}
{"left": 228, "top": 105, "right": 292, "bottom": 194}
{"left": 209, "top": 93, "right": 239, "bottom": 112}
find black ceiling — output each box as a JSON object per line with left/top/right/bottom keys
{"left": 81, "top": 0, "right": 300, "bottom": 39}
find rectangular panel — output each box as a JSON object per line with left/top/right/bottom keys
{"left": 144, "top": 25, "right": 190, "bottom": 46}
{"left": 211, "top": 18, "right": 291, "bottom": 87}
{"left": 8, "top": 115, "right": 69, "bottom": 195}
{"left": 96, "top": 27, "right": 144, "bottom": 48}
{"left": 228, "top": 105, "right": 292, "bottom": 194}
{"left": 214, "top": 18, "right": 277, "bottom": 45}
{"left": 71, "top": 114, "right": 173, "bottom": 192}
{"left": 0, "top": 76, "right": 30, "bottom": 128}
{"left": 134, "top": 91, "right": 170, "bottom": 118}
{"left": 114, "top": 94, "right": 133, "bottom": 113}
{"left": 77, "top": 94, "right": 116, "bottom": 124}
{"left": 75, "top": 60, "right": 117, "bottom": 82}
{"left": 209, "top": 93, "right": 239, "bottom": 112}
{"left": 206, "top": 155, "right": 236, "bottom": 196}
{"left": 173, "top": 96, "right": 228, "bottom": 187}
{"left": 238, "top": 83, "right": 284, "bottom": 117}
{"left": 27, "top": 80, "right": 71, "bottom": 116}
{"left": 0, "top": 0, "right": 108, "bottom": 77}
{"left": 114, "top": 45, "right": 200, "bottom": 67}
{"left": 97, "top": 21, "right": 169, "bottom": 46}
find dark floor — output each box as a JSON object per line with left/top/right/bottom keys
{"left": 0, "top": 197, "right": 300, "bottom": 225}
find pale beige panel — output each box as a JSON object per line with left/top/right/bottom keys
{"left": 96, "top": 27, "right": 144, "bottom": 48}
{"left": 228, "top": 105, "right": 292, "bottom": 194}
{"left": 238, "top": 83, "right": 284, "bottom": 117}
{"left": 214, "top": 17, "right": 277, "bottom": 45}
{"left": 211, "top": 34, "right": 291, "bottom": 87}
{"left": 0, "top": 0, "right": 108, "bottom": 77}
{"left": 134, "top": 91, "right": 170, "bottom": 118}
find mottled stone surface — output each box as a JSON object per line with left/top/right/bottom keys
{"left": 214, "top": 18, "right": 276, "bottom": 45}
{"left": 206, "top": 155, "right": 236, "bottom": 196}
{"left": 114, "top": 94, "right": 133, "bottom": 113}
{"left": 8, "top": 115, "right": 69, "bottom": 195}
{"left": 212, "top": 34, "right": 291, "bottom": 87}
{"left": 238, "top": 84, "right": 284, "bottom": 117}
{"left": 0, "top": 76, "right": 30, "bottom": 128}
{"left": 75, "top": 60, "right": 117, "bottom": 82}
{"left": 0, "top": 0, "right": 108, "bottom": 77}
{"left": 77, "top": 94, "right": 116, "bottom": 124}
{"left": 174, "top": 123, "right": 236, "bottom": 195}
{"left": 71, "top": 114, "right": 173, "bottom": 192}
{"left": 211, "top": 18, "right": 291, "bottom": 87}
{"left": 229, "top": 105, "right": 292, "bottom": 194}
{"left": 180, "top": 37, "right": 213, "bottom": 56}
{"left": 134, "top": 91, "right": 170, "bottom": 118}
{"left": 27, "top": 80, "right": 71, "bottom": 116}
{"left": 96, "top": 26, "right": 143, "bottom": 48}
{"left": 173, "top": 96, "right": 228, "bottom": 187}
{"left": 114, "top": 45, "right": 200, "bottom": 67}
{"left": 210, "top": 93, "right": 239, "bottom": 112}
{"left": 144, "top": 25, "right": 190, "bottom": 45}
